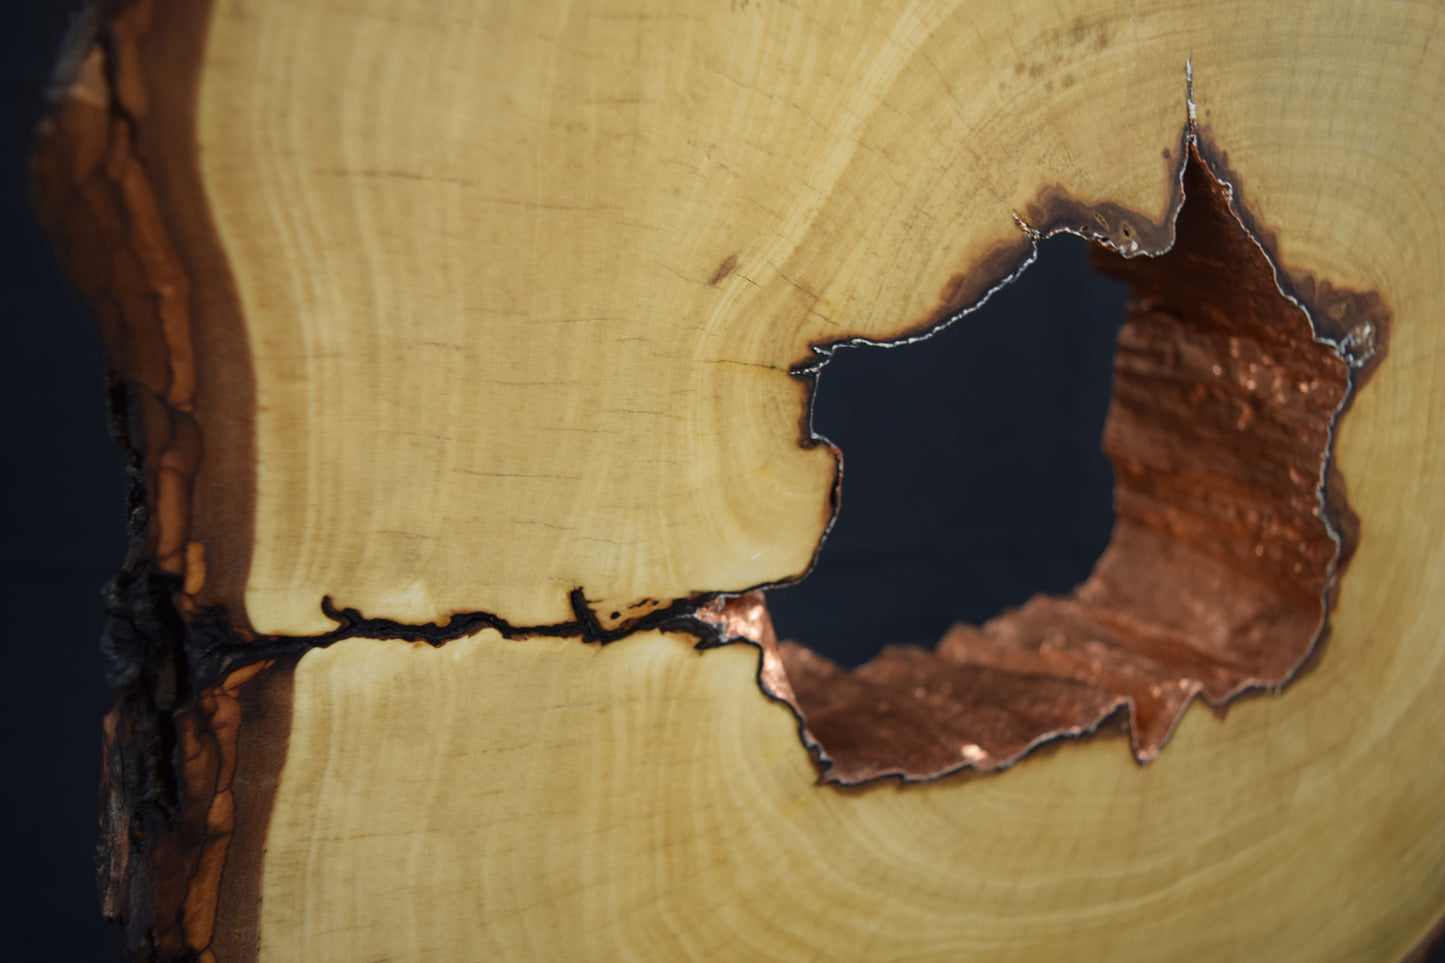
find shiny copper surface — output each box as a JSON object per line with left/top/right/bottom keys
{"left": 732, "top": 146, "right": 1362, "bottom": 784}
{"left": 698, "top": 591, "right": 800, "bottom": 710}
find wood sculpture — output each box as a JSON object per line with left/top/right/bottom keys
{"left": 34, "top": 0, "right": 1445, "bottom": 959}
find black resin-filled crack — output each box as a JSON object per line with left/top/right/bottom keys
{"left": 182, "top": 588, "right": 726, "bottom": 692}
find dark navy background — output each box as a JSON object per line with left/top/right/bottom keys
{"left": 766, "top": 239, "right": 1126, "bottom": 666}
{"left": 4, "top": 3, "right": 129, "bottom": 959}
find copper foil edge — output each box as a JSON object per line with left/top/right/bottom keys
{"left": 724, "top": 144, "right": 1363, "bottom": 786}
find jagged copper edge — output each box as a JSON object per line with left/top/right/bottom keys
{"left": 700, "top": 65, "right": 1383, "bottom": 786}
{"left": 698, "top": 593, "right": 1139, "bottom": 786}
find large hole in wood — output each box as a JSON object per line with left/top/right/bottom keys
{"left": 764, "top": 237, "right": 1129, "bottom": 667}
{"left": 710, "top": 147, "right": 1360, "bottom": 784}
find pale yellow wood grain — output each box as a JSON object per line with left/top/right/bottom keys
{"left": 180, "top": 0, "right": 1445, "bottom": 957}
{"left": 261, "top": 608, "right": 1444, "bottom": 961}
{"left": 198, "top": 0, "right": 1192, "bottom": 635}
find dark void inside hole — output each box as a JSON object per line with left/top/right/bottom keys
{"left": 765, "top": 238, "right": 1130, "bottom": 668}
{"left": 720, "top": 149, "right": 1360, "bottom": 785}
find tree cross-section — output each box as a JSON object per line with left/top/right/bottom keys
{"left": 33, "top": 0, "right": 1445, "bottom": 960}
